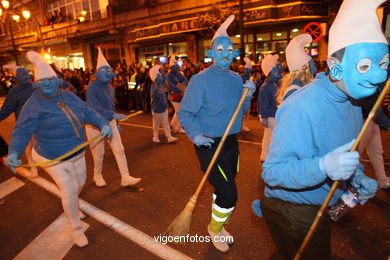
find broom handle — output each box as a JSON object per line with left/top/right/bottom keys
{"left": 193, "top": 88, "right": 249, "bottom": 198}
{"left": 294, "top": 78, "right": 390, "bottom": 260}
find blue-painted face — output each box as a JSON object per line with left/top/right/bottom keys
{"left": 95, "top": 65, "right": 116, "bottom": 83}
{"left": 207, "top": 36, "right": 239, "bottom": 70}
{"left": 34, "top": 76, "right": 60, "bottom": 97}
{"left": 330, "top": 42, "right": 389, "bottom": 99}
{"left": 309, "top": 59, "right": 317, "bottom": 75}
{"left": 15, "top": 68, "right": 32, "bottom": 85}
{"left": 269, "top": 63, "right": 284, "bottom": 82}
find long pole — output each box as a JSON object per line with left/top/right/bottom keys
{"left": 7, "top": 20, "right": 19, "bottom": 65}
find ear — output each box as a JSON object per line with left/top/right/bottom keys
{"left": 56, "top": 77, "right": 63, "bottom": 86}
{"left": 327, "top": 57, "right": 343, "bottom": 81}
{"left": 233, "top": 50, "right": 240, "bottom": 58}
{"left": 206, "top": 50, "right": 212, "bottom": 58}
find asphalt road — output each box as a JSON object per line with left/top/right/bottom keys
{"left": 0, "top": 104, "right": 389, "bottom": 260}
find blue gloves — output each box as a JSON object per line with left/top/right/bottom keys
{"left": 100, "top": 125, "right": 112, "bottom": 138}
{"left": 319, "top": 139, "right": 359, "bottom": 180}
{"left": 6, "top": 152, "right": 21, "bottom": 174}
{"left": 193, "top": 135, "right": 214, "bottom": 148}
{"left": 261, "top": 117, "right": 269, "bottom": 128}
{"left": 113, "top": 113, "right": 128, "bottom": 121}
{"left": 252, "top": 200, "right": 263, "bottom": 218}
{"left": 243, "top": 80, "right": 256, "bottom": 98}
{"left": 351, "top": 174, "right": 378, "bottom": 204}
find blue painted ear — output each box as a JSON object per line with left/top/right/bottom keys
{"left": 233, "top": 50, "right": 240, "bottom": 58}
{"left": 206, "top": 50, "right": 212, "bottom": 58}
{"left": 328, "top": 58, "right": 343, "bottom": 81}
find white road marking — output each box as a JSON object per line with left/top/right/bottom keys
{"left": 14, "top": 214, "right": 89, "bottom": 260}
{"left": 120, "top": 122, "right": 262, "bottom": 145}
{"left": 15, "top": 167, "right": 193, "bottom": 260}
{"left": 0, "top": 177, "right": 25, "bottom": 199}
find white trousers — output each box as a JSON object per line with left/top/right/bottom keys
{"left": 359, "top": 121, "right": 387, "bottom": 182}
{"left": 152, "top": 110, "right": 172, "bottom": 138}
{"left": 170, "top": 101, "right": 182, "bottom": 131}
{"left": 32, "top": 148, "right": 85, "bottom": 230}
{"left": 86, "top": 120, "right": 130, "bottom": 177}
{"left": 25, "top": 137, "right": 38, "bottom": 176}
{"left": 259, "top": 117, "right": 275, "bottom": 161}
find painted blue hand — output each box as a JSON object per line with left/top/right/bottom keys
{"left": 113, "top": 113, "right": 127, "bottom": 120}
{"left": 193, "top": 135, "right": 214, "bottom": 148}
{"left": 252, "top": 200, "right": 263, "bottom": 218}
{"left": 351, "top": 174, "right": 378, "bottom": 205}
{"left": 95, "top": 65, "right": 116, "bottom": 83}
{"left": 100, "top": 125, "right": 112, "bottom": 138}
{"left": 6, "top": 152, "right": 21, "bottom": 174}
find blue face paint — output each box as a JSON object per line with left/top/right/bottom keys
{"left": 309, "top": 59, "right": 317, "bottom": 75}
{"left": 35, "top": 77, "right": 59, "bottom": 97}
{"left": 15, "top": 68, "right": 32, "bottom": 85}
{"left": 170, "top": 64, "right": 179, "bottom": 71}
{"left": 210, "top": 36, "right": 236, "bottom": 70}
{"left": 340, "top": 43, "right": 388, "bottom": 99}
{"left": 95, "top": 65, "right": 116, "bottom": 83}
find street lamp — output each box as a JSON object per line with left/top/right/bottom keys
{"left": 1, "top": 0, "right": 9, "bottom": 9}
{"left": 22, "top": 10, "right": 30, "bottom": 20}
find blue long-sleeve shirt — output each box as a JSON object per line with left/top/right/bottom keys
{"left": 167, "top": 69, "right": 188, "bottom": 94}
{"left": 257, "top": 79, "right": 279, "bottom": 118}
{"left": 86, "top": 80, "right": 116, "bottom": 121}
{"left": 0, "top": 82, "right": 35, "bottom": 121}
{"left": 9, "top": 89, "right": 107, "bottom": 159}
{"left": 178, "top": 64, "right": 250, "bottom": 140}
{"left": 151, "top": 73, "right": 168, "bottom": 113}
{"left": 262, "top": 73, "right": 363, "bottom": 205}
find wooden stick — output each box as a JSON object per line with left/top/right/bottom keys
{"left": 294, "top": 79, "right": 390, "bottom": 260}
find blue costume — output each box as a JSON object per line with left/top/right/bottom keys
{"left": 257, "top": 79, "right": 279, "bottom": 119}
{"left": 151, "top": 70, "right": 168, "bottom": 113}
{"left": 86, "top": 79, "right": 116, "bottom": 121}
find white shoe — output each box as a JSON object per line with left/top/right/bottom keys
{"left": 93, "top": 174, "right": 107, "bottom": 187}
{"left": 378, "top": 177, "right": 390, "bottom": 189}
{"left": 221, "top": 227, "right": 234, "bottom": 245}
{"left": 167, "top": 136, "right": 178, "bottom": 143}
{"left": 207, "top": 224, "right": 230, "bottom": 253}
{"left": 71, "top": 228, "right": 89, "bottom": 247}
{"left": 153, "top": 137, "right": 161, "bottom": 143}
{"left": 121, "top": 175, "right": 141, "bottom": 187}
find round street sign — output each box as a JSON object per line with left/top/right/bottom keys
{"left": 303, "top": 22, "right": 324, "bottom": 42}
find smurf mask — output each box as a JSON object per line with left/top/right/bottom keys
{"left": 329, "top": 42, "right": 388, "bottom": 99}
{"left": 34, "top": 76, "right": 61, "bottom": 97}
{"left": 95, "top": 65, "right": 116, "bottom": 83}
{"left": 15, "top": 68, "right": 32, "bottom": 85}
{"left": 207, "top": 36, "right": 239, "bottom": 70}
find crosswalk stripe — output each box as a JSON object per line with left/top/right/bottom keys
{"left": 15, "top": 167, "right": 193, "bottom": 260}
{"left": 0, "top": 177, "right": 25, "bottom": 199}
{"left": 14, "top": 214, "right": 89, "bottom": 260}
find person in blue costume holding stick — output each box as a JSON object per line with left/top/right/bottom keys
{"left": 178, "top": 15, "right": 255, "bottom": 252}
{"left": 6, "top": 51, "right": 112, "bottom": 247}
{"left": 241, "top": 57, "right": 252, "bottom": 132}
{"left": 86, "top": 47, "right": 142, "bottom": 188}
{"left": 0, "top": 65, "right": 38, "bottom": 176}
{"left": 253, "top": 0, "right": 388, "bottom": 259}
{"left": 257, "top": 54, "right": 284, "bottom": 161}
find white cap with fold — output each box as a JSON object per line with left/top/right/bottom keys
{"left": 261, "top": 54, "right": 279, "bottom": 77}
{"left": 97, "top": 47, "right": 111, "bottom": 70}
{"left": 149, "top": 64, "right": 161, "bottom": 82}
{"left": 286, "top": 34, "right": 312, "bottom": 72}
{"left": 328, "top": 0, "right": 387, "bottom": 57}
{"left": 26, "top": 51, "right": 57, "bottom": 81}
{"left": 211, "top": 15, "right": 235, "bottom": 46}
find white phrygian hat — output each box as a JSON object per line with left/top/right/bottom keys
{"left": 149, "top": 64, "right": 161, "bottom": 82}
{"left": 244, "top": 57, "right": 252, "bottom": 69}
{"left": 169, "top": 55, "right": 177, "bottom": 67}
{"left": 211, "top": 15, "right": 235, "bottom": 45}
{"left": 26, "top": 51, "right": 57, "bottom": 81}
{"left": 328, "top": 0, "right": 387, "bottom": 57}
{"left": 286, "top": 34, "right": 312, "bottom": 72}
{"left": 261, "top": 54, "right": 279, "bottom": 77}
{"left": 96, "top": 47, "right": 111, "bottom": 70}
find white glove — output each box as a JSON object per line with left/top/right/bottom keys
{"left": 319, "top": 139, "right": 359, "bottom": 180}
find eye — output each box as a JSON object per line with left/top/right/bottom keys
{"left": 379, "top": 53, "right": 389, "bottom": 69}
{"left": 227, "top": 46, "right": 233, "bottom": 53}
{"left": 356, "top": 58, "right": 372, "bottom": 74}
{"left": 217, "top": 45, "right": 223, "bottom": 52}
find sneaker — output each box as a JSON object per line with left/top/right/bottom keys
{"left": 121, "top": 175, "right": 141, "bottom": 187}
{"left": 207, "top": 224, "right": 230, "bottom": 253}
{"left": 71, "top": 228, "right": 89, "bottom": 247}
{"left": 153, "top": 137, "right": 161, "bottom": 143}
{"left": 242, "top": 126, "right": 250, "bottom": 132}
{"left": 221, "top": 227, "right": 234, "bottom": 245}
{"left": 93, "top": 174, "right": 107, "bottom": 187}
{"left": 378, "top": 177, "right": 390, "bottom": 189}
{"left": 167, "top": 136, "right": 178, "bottom": 143}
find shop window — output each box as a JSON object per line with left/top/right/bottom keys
{"left": 290, "top": 28, "right": 302, "bottom": 39}
{"left": 256, "top": 32, "right": 271, "bottom": 41}
{"left": 272, "top": 31, "right": 287, "bottom": 40}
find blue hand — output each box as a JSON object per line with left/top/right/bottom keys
{"left": 193, "top": 135, "right": 214, "bottom": 147}
{"left": 351, "top": 174, "right": 378, "bottom": 204}
{"left": 6, "top": 152, "right": 21, "bottom": 174}
{"left": 113, "top": 113, "right": 128, "bottom": 120}
{"left": 101, "top": 125, "right": 112, "bottom": 138}
{"left": 252, "top": 200, "right": 263, "bottom": 218}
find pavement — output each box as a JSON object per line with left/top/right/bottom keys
{"left": 0, "top": 97, "right": 389, "bottom": 260}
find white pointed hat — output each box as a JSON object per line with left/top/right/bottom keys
{"left": 3, "top": 64, "right": 20, "bottom": 74}
{"left": 211, "top": 15, "right": 235, "bottom": 45}
{"left": 97, "top": 47, "right": 111, "bottom": 70}
{"left": 261, "top": 54, "right": 279, "bottom": 77}
{"left": 169, "top": 55, "right": 177, "bottom": 67}
{"left": 149, "top": 64, "right": 161, "bottom": 82}
{"left": 26, "top": 51, "right": 57, "bottom": 81}
{"left": 244, "top": 57, "right": 252, "bottom": 69}
{"left": 286, "top": 34, "right": 312, "bottom": 72}
{"left": 328, "top": 0, "right": 387, "bottom": 57}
